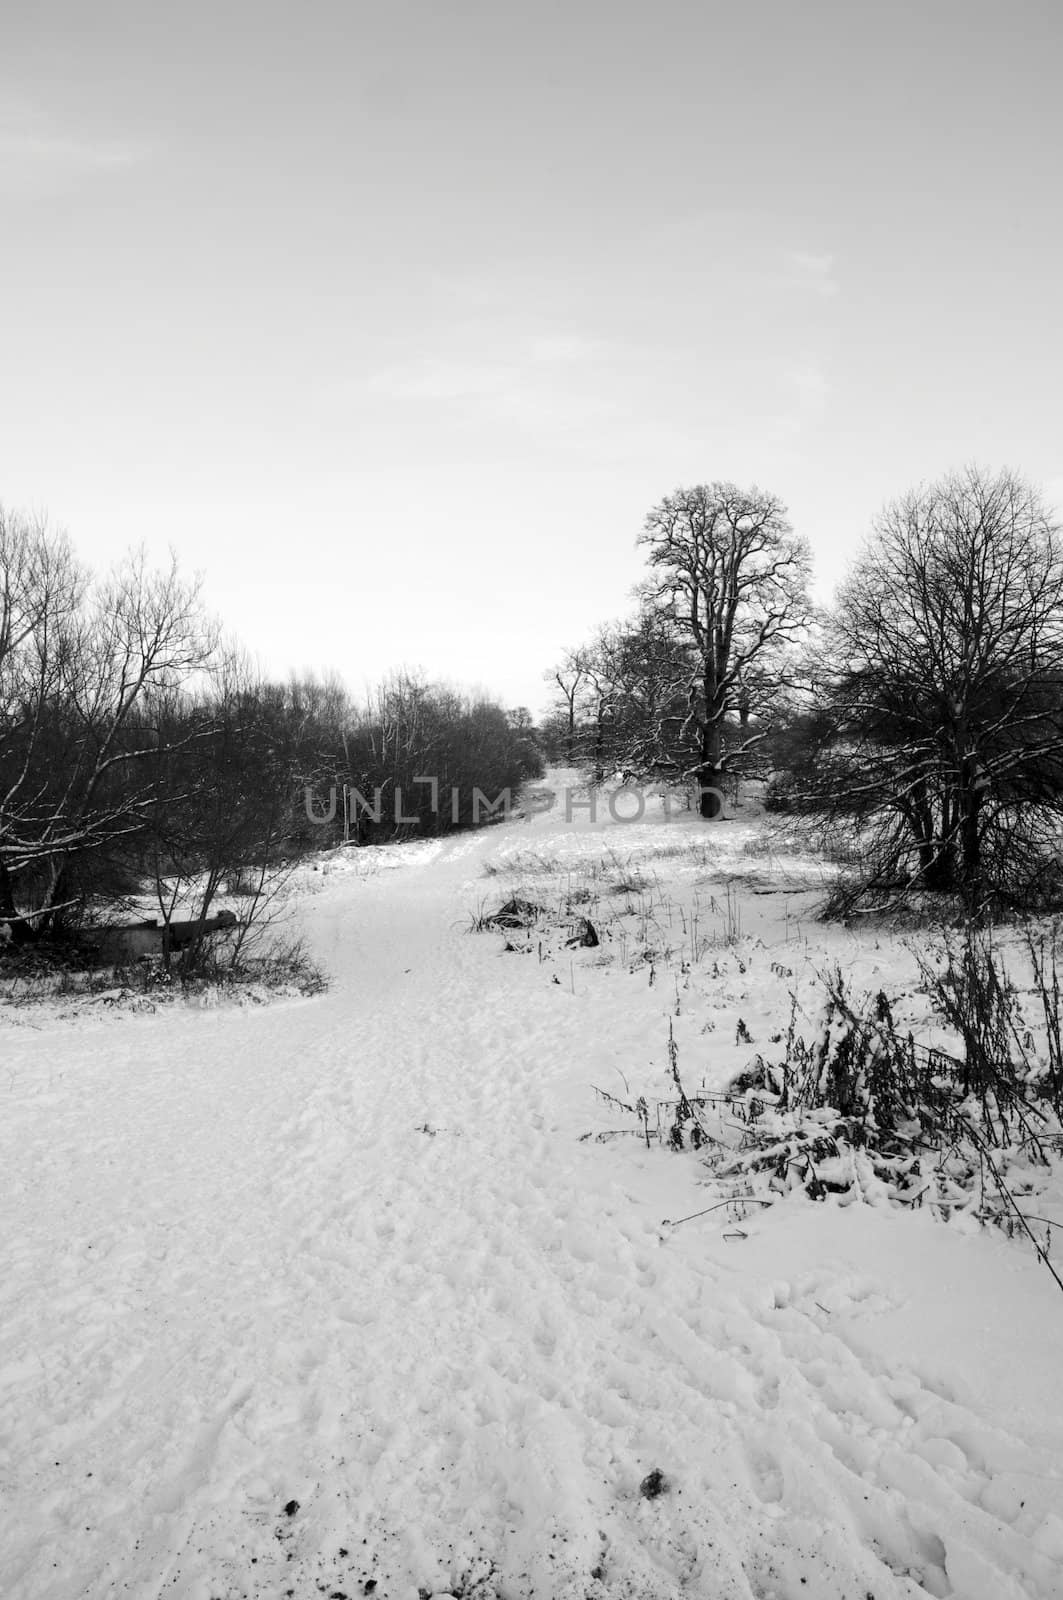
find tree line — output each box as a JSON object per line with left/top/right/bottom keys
{"left": 544, "top": 466, "right": 1063, "bottom": 914}
{"left": 0, "top": 508, "right": 542, "bottom": 946}
{"left": 7, "top": 463, "right": 1061, "bottom": 940}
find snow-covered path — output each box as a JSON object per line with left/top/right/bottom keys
{"left": 2, "top": 810, "right": 1062, "bottom": 1600}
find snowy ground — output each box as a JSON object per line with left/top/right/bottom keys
{"left": 2, "top": 778, "right": 1062, "bottom": 1600}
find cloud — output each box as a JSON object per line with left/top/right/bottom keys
{"left": 526, "top": 334, "right": 603, "bottom": 364}
{"left": 367, "top": 328, "right": 607, "bottom": 404}
{"left": 781, "top": 249, "right": 840, "bottom": 298}
{"left": 368, "top": 359, "right": 516, "bottom": 402}
{"left": 0, "top": 102, "right": 148, "bottom": 188}
{"left": 0, "top": 131, "right": 143, "bottom": 170}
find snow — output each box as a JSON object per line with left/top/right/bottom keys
{"left": 1, "top": 779, "right": 1062, "bottom": 1599}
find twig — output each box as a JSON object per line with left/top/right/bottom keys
{"left": 964, "top": 1120, "right": 1063, "bottom": 1296}
{"left": 663, "top": 1197, "right": 774, "bottom": 1227}
{"left": 590, "top": 1083, "right": 635, "bottom": 1114}
{"left": 976, "top": 1208, "right": 1063, "bottom": 1232}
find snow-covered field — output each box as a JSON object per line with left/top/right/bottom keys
{"left": 2, "top": 779, "right": 1062, "bottom": 1600}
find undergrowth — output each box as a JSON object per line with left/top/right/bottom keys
{"left": 469, "top": 853, "right": 758, "bottom": 971}
{"left": 473, "top": 844, "right": 1063, "bottom": 1284}
{"left": 594, "top": 924, "right": 1063, "bottom": 1291}
{"left": 0, "top": 932, "right": 327, "bottom": 1012}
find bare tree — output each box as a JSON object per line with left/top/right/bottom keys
{"left": 573, "top": 632, "right": 621, "bottom": 784}
{"left": 36, "top": 549, "right": 217, "bottom": 920}
{"left": 139, "top": 654, "right": 297, "bottom": 969}
{"left": 599, "top": 610, "right": 697, "bottom": 781}
{"left": 639, "top": 483, "right": 812, "bottom": 816}
{"left": 0, "top": 524, "right": 217, "bottom": 933}
{"left": 546, "top": 647, "right": 592, "bottom": 765}
{"left": 820, "top": 465, "right": 1063, "bottom": 911}
{"left": 0, "top": 509, "right": 85, "bottom": 932}
{"left": 557, "top": 614, "right": 692, "bottom": 784}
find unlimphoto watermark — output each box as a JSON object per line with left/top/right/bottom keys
{"left": 304, "top": 780, "right": 728, "bottom": 828}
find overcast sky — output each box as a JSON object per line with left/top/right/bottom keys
{"left": 2, "top": 1, "right": 1061, "bottom": 714}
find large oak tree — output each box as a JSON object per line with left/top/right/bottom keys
{"left": 639, "top": 482, "right": 812, "bottom": 816}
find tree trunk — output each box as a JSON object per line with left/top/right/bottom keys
{"left": 40, "top": 857, "right": 75, "bottom": 932}
{"left": 0, "top": 861, "right": 31, "bottom": 943}
{"left": 593, "top": 704, "right": 606, "bottom": 784}
{"left": 960, "top": 794, "right": 983, "bottom": 909}
{"left": 698, "top": 721, "right": 725, "bottom": 818}
{"left": 699, "top": 779, "right": 725, "bottom": 819}
{"left": 922, "top": 841, "right": 956, "bottom": 892}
